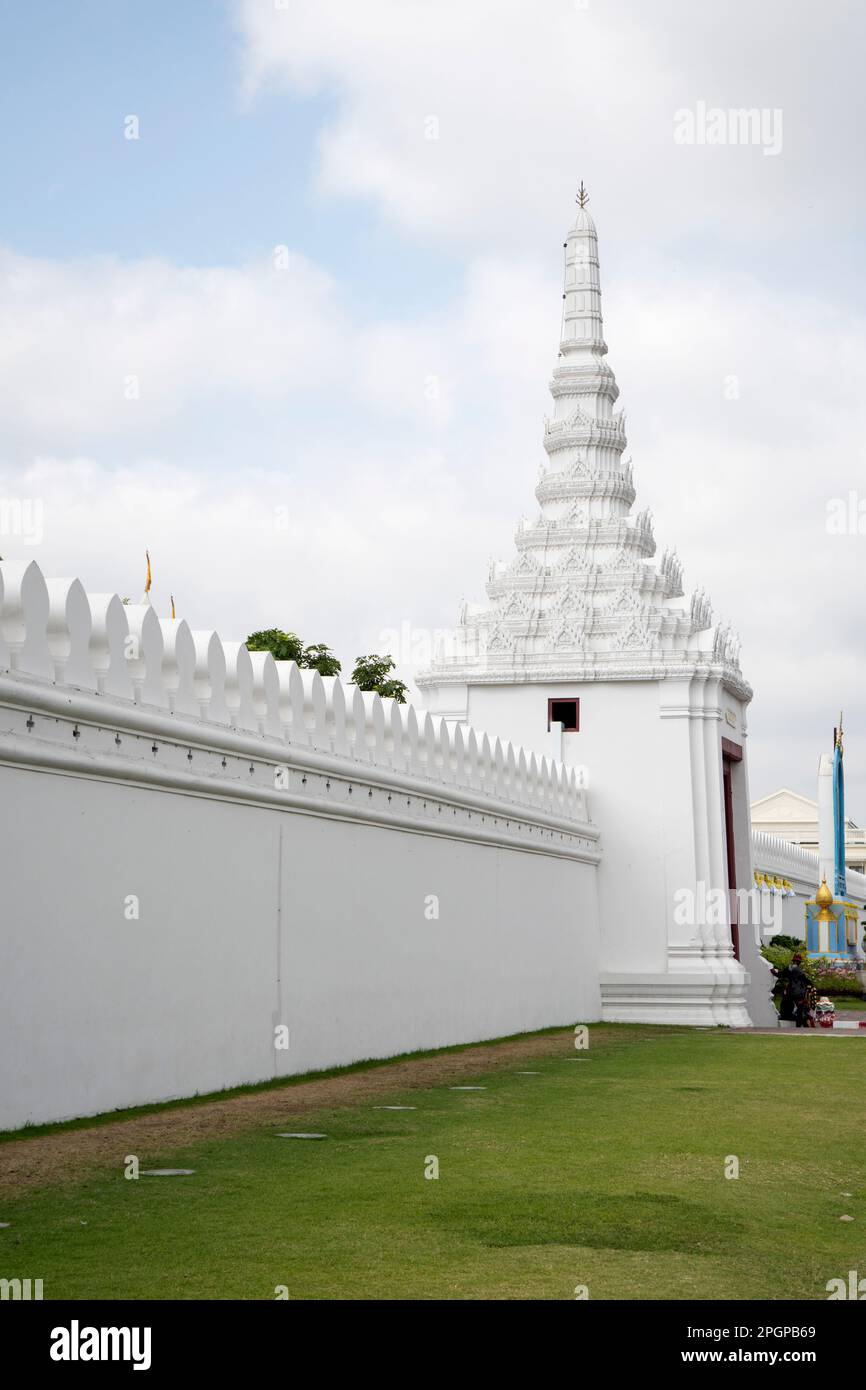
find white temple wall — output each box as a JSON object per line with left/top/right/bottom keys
{"left": 0, "top": 759, "right": 599, "bottom": 1131}
{"left": 0, "top": 559, "right": 602, "bottom": 1131}
{"left": 461, "top": 680, "right": 677, "bottom": 976}
{"left": 443, "top": 676, "right": 756, "bottom": 1026}
{"left": 657, "top": 678, "right": 707, "bottom": 969}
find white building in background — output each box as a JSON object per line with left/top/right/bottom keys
{"left": 418, "top": 190, "right": 770, "bottom": 1027}
{"left": 751, "top": 788, "right": 866, "bottom": 875}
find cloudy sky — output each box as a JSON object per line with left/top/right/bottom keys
{"left": 1, "top": 0, "right": 864, "bottom": 814}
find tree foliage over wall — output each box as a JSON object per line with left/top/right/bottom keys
{"left": 350, "top": 654, "right": 408, "bottom": 703}
{"left": 245, "top": 629, "right": 341, "bottom": 677}
{"left": 245, "top": 630, "right": 407, "bottom": 701}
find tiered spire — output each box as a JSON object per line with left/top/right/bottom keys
{"left": 418, "top": 191, "right": 749, "bottom": 695}
{"left": 560, "top": 190, "right": 607, "bottom": 362}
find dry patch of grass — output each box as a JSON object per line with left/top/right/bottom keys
{"left": 0, "top": 1026, "right": 623, "bottom": 1195}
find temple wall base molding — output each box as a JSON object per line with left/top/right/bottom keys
{"left": 600, "top": 971, "right": 752, "bottom": 1027}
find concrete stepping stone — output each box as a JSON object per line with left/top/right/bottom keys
{"left": 449, "top": 1085, "right": 486, "bottom": 1091}
{"left": 516, "top": 1070, "right": 540, "bottom": 1075}
{"left": 141, "top": 1169, "right": 195, "bottom": 1176}
{"left": 276, "top": 1133, "right": 327, "bottom": 1140}
{"left": 373, "top": 1105, "right": 417, "bottom": 1110}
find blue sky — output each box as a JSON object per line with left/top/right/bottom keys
{"left": 0, "top": 0, "right": 864, "bottom": 815}
{"left": 0, "top": 1, "right": 459, "bottom": 311}
{"left": 5, "top": 2, "right": 863, "bottom": 307}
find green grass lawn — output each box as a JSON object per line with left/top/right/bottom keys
{"left": 1, "top": 1027, "right": 864, "bottom": 1300}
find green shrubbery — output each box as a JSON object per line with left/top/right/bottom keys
{"left": 768, "top": 934, "right": 805, "bottom": 952}
{"left": 244, "top": 631, "right": 408, "bottom": 700}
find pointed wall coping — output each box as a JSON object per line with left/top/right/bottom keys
{"left": 0, "top": 559, "right": 594, "bottom": 837}
{"left": 752, "top": 828, "right": 866, "bottom": 904}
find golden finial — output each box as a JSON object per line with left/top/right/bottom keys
{"left": 816, "top": 876, "right": 834, "bottom": 912}
{"left": 576, "top": 181, "right": 589, "bottom": 208}
{"left": 144, "top": 550, "right": 152, "bottom": 595}
{"left": 170, "top": 594, "right": 176, "bottom": 620}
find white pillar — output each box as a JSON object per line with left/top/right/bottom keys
{"left": 818, "top": 752, "right": 834, "bottom": 888}
{"left": 547, "top": 721, "right": 564, "bottom": 764}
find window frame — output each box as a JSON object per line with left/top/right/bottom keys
{"left": 547, "top": 697, "right": 580, "bottom": 733}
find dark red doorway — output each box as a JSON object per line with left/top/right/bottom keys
{"left": 721, "top": 738, "right": 743, "bottom": 961}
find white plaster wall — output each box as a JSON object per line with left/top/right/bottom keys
{"left": 450, "top": 675, "right": 757, "bottom": 1026}
{"left": 0, "top": 557, "right": 603, "bottom": 1129}
{"left": 283, "top": 814, "right": 598, "bottom": 1075}
{"left": 0, "top": 762, "right": 600, "bottom": 1131}
{"left": 463, "top": 681, "right": 677, "bottom": 975}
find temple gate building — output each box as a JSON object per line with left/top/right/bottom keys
{"left": 418, "top": 190, "right": 770, "bottom": 1026}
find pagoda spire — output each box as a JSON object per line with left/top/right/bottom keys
{"left": 560, "top": 182, "right": 606, "bottom": 361}
{"left": 416, "top": 195, "right": 749, "bottom": 696}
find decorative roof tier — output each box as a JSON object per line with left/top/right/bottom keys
{"left": 417, "top": 191, "right": 750, "bottom": 698}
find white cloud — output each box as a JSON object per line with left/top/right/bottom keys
{"left": 236, "top": 0, "right": 866, "bottom": 254}
{"left": 0, "top": 248, "right": 343, "bottom": 442}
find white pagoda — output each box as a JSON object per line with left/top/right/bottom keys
{"left": 418, "top": 188, "right": 770, "bottom": 1027}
